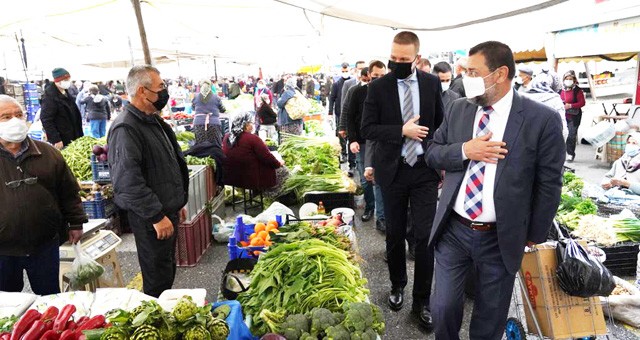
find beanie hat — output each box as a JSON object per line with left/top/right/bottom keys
{"left": 52, "top": 68, "right": 70, "bottom": 82}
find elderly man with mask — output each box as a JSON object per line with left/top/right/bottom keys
{"left": 40, "top": 67, "right": 84, "bottom": 149}
{"left": 192, "top": 79, "right": 227, "bottom": 146}
{"left": 0, "top": 94, "right": 86, "bottom": 295}
{"left": 515, "top": 66, "right": 534, "bottom": 93}
{"left": 108, "top": 65, "right": 189, "bottom": 298}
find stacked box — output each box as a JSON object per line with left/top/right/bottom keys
{"left": 175, "top": 209, "right": 212, "bottom": 267}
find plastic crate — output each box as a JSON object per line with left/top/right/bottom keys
{"left": 175, "top": 209, "right": 212, "bottom": 267}
{"left": 206, "top": 165, "right": 216, "bottom": 200}
{"left": 601, "top": 242, "right": 639, "bottom": 276}
{"left": 82, "top": 198, "right": 115, "bottom": 219}
{"left": 303, "top": 191, "right": 354, "bottom": 212}
{"left": 186, "top": 165, "right": 207, "bottom": 222}
{"left": 227, "top": 218, "right": 269, "bottom": 260}
{"left": 91, "top": 155, "right": 111, "bottom": 183}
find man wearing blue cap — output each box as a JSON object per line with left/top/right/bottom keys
{"left": 40, "top": 67, "right": 84, "bottom": 149}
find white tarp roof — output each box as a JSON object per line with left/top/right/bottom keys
{"left": 1, "top": 0, "right": 640, "bottom": 80}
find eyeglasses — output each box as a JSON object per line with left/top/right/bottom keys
{"left": 5, "top": 177, "right": 38, "bottom": 189}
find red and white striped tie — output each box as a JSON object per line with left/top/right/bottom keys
{"left": 464, "top": 106, "right": 494, "bottom": 220}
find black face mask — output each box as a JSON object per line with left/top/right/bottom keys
{"left": 145, "top": 87, "right": 170, "bottom": 111}
{"left": 388, "top": 58, "right": 415, "bottom": 80}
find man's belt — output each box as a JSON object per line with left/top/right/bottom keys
{"left": 452, "top": 211, "right": 496, "bottom": 231}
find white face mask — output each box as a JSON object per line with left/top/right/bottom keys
{"left": 58, "top": 80, "right": 72, "bottom": 89}
{"left": 514, "top": 76, "right": 523, "bottom": 85}
{"left": 341, "top": 72, "right": 350, "bottom": 79}
{"left": 564, "top": 79, "right": 574, "bottom": 88}
{"left": 462, "top": 70, "right": 498, "bottom": 99}
{"left": 0, "top": 117, "right": 29, "bottom": 143}
{"left": 626, "top": 143, "right": 640, "bottom": 157}
{"left": 441, "top": 81, "right": 451, "bottom": 92}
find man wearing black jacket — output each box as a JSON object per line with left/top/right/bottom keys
{"left": 108, "top": 65, "right": 189, "bottom": 298}
{"left": 361, "top": 31, "right": 444, "bottom": 331}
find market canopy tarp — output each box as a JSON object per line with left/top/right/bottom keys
{"left": 1, "top": 0, "right": 640, "bottom": 80}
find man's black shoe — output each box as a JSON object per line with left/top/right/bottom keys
{"left": 376, "top": 219, "right": 386, "bottom": 232}
{"left": 361, "top": 210, "right": 374, "bottom": 222}
{"left": 388, "top": 289, "right": 404, "bottom": 311}
{"left": 412, "top": 303, "right": 434, "bottom": 330}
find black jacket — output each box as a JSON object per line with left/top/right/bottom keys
{"left": 108, "top": 104, "right": 189, "bottom": 224}
{"left": 347, "top": 84, "right": 368, "bottom": 144}
{"left": 361, "top": 71, "right": 444, "bottom": 188}
{"left": 0, "top": 138, "right": 86, "bottom": 256}
{"left": 40, "top": 84, "right": 84, "bottom": 146}
{"left": 82, "top": 94, "right": 111, "bottom": 120}
{"left": 449, "top": 74, "right": 466, "bottom": 98}
{"left": 328, "top": 77, "right": 349, "bottom": 116}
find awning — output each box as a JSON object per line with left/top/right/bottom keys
{"left": 514, "top": 48, "right": 547, "bottom": 63}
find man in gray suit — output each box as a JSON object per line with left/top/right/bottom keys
{"left": 426, "top": 41, "right": 565, "bottom": 339}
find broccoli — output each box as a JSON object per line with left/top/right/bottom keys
{"left": 300, "top": 332, "right": 317, "bottom": 340}
{"left": 323, "top": 324, "right": 350, "bottom": 340}
{"left": 280, "top": 313, "right": 310, "bottom": 340}
{"left": 370, "top": 304, "right": 385, "bottom": 334}
{"left": 350, "top": 328, "right": 378, "bottom": 340}
{"left": 308, "top": 308, "right": 340, "bottom": 336}
{"left": 342, "top": 302, "right": 374, "bottom": 332}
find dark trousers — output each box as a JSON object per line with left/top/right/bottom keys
{"left": 129, "top": 212, "right": 179, "bottom": 298}
{"left": 0, "top": 239, "right": 61, "bottom": 295}
{"left": 566, "top": 114, "right": 581, "bottom": 157}
{"left": 381, "top": 160, "right": 437, "bottom": 304}
{"left": 431, "top": 217, "right": 515, "bottom": 340}
{"left": 355, "top": 145, "right": 375, "bottom": 213}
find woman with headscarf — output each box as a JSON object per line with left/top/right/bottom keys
{"left": 560, "top": 71, "right": 586, "bottom": 162}
{"left": 276, "top": 77, "right": 304, "bottom": 139}
{"left": 601, "top": 133, "right": 640, "bottom": 194}
{"left": 192, "top": 79, "right": 226, "bottom": 146}
{"left": 222, "top": 112, "right": 289, "bottom": 197}
{"left": 522, "top": 72, "right": 569, "bottom": 140}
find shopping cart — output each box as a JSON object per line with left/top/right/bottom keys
{"left": 505, "top": 223, "right": 614, "bottom": 340}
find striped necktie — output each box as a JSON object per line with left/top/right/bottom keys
{"left": 463, "top": 106, "right": 494, "bottom": 220}
{"left": 402, "top": 79, "right": 419, "bottom": 166}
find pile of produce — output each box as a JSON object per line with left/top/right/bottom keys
{"left": 175, "top": 131, "right": 195, "bottom": 143}
{"left": 265, "top": 138, "right": 277, "bottom": 149}
{"left": 79, "top": 183, "right": 113, "bottom": 202}
{"left": 237, "top": 239, "right": 369, "bottom": 335}
{"left": 282, "top": 173, "right": 356, "bottom": 198}
{"left": 271, "top": 220, "right": 351, "bottom": 252}
{"left": 278, "top": 134, "right": 340, "bottom": 175}
{"left": 556, "top": 172, "right": 597, "bottom": 229}
{"left": 0, "top": 304, "right": 107, "bottom": 340}
{"left": 303, "top": 120, "right": 325, "bottom": 137}
{"left": 92, "top": 144, "right": 109, "bottom": 163}
{"left": 308, "top": 100, "right": 324, "bottom": 115}
{"left": 261, "top": 302, "right": 385, "bottom": 340}
{"left": 570, "top": 212, "right": 640, "bottom": 246}
{"left": 185, "top": 155, "right": 216, "bottom": 171}
{"left": 222, "top": 94, "right": 254, "bottom": 113}
{"left": 61, "top": 136, "right": 105, "bottom": 181}
{"left": 105, "top": 296, "right": 230, "bottom": 340}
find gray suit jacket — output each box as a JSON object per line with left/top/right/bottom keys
{"left": 426, "top": 92, "right": 565, "bottom": 274}
{"left": 339, "top": 79, "right": 359, "bottom": 131}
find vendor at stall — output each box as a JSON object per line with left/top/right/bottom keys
{"left": 222, "top": 112, "right": 288, "bottom": 198}
{"left": 0, "top": 94, "right": 86, "bottom": 295}
{"left": 192, "top": 79, "right": 226, "bottom": 146}
{"left": 601, "top": 133, "right": 640, "bottom": 193}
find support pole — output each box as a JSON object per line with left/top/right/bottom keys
{"left": 131, "top": 0, "right": 152, "bottom": 65}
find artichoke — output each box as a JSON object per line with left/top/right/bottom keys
{"left": 100, "top": 326, "right": 129, "bottom": 340}
{"left": 207, "top": 317, "right": 230, "bottom": 340}
{"left": 184, "top": 324, "right": 212, "bottom": 340}
{"left": 212, "top": 304, "right": 231, "bottom": 320}
{"left": 131, "top": 325, "right": 162, "bottom": 340}
{"left": 172, "top": 296, "right": 198, "bottom": 323}
{"left": 158, "top": 324, "right": 179, "bottom": 340}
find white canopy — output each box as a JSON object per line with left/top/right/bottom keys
{"left": 1, "top": 0, "right": 639, "bottom": 80}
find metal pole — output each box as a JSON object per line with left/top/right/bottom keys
{"left": 214, "top": 57, "right": 218, "bottom": 81}
{"left": 127, "top": 36, "right": 135, "bottom": 67}
{"left": 584, "top": 61, "right": 597, "bottom": 101}
{"left": 130, "top": 0, "right": 152, "bottom": 65}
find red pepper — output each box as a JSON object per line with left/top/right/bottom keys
{"left": 53, "top": 305, "right": 76, "bottom": 332}
{"left": 59, "top": 329, "right": 77, "bottom": 340}
{"left": 66, "top": 321, "right": 77, "bottom": 331}
{"left": 41, "top": 306, "right": 60, "bottom": 323}
{"left": 10, "top": 309, "right": 41, "bottom": 340}
{"left": 76, "top": 315, "right": 105, "bottom": 331}
{"left": 41, "top": 329, "right": 61, "bottom": 340}
{"left": 21, "top": 320, "right": 47, "bottom": 340}
{"left": 75, "top": 316, "right": 89, "bottom": 328}
{"left": 0, "top": 333, "right": 10, "bottom": 340}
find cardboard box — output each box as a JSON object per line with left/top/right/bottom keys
{"left": 520, "top": 242, "right": 607, "bottom": 339}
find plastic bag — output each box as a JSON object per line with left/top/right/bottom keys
{"left": 66, "top": 243, "right": 105, "bottom": 290}
{"left": 601, "top": 276, "right": 640, "bottom": 328}
{"left": 212, "top": 214, "right": 234, "bottom": 243}
{"left": 556, "top": 238, "right": 615, "bottom": 297}
{"left": 254, "top": 202, "right": 294, "bottom": 223}
{"left": 582, "top": 120, "right": 615, "bottom": 148}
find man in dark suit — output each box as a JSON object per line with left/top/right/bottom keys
{"left": 361, "top": 31, "right": 444, "bottom": 330}
{"left": 426, "top": 41, "right": 565, "bottom": 339}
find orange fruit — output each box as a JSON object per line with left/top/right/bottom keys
{"left": 265, "top": 224, "right": 277, "bottom": 232}
{"left": 271, "top": 228, "right": 279, "bottom": 234}
{"left": 264, "top": 240, "right": 272, "bottom": 247}
{"left": 258, "top": 231, "right": 268, "bottom": 240}
{"left": 249, "top": 233, "right": 257, "bottom": 240}
{"left": 240, "top": 241, "right": 249, "bottom": 247}
{"left": 254, "top": 223, "right": 266, "bottom": 233}
{"left": 267, "top": 221, "right": 279, "bottom": 229}
{"left": 250, "top": 237, "right": 261, "bottom": 246}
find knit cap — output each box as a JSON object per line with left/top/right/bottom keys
{"left": 52, "top": 68, "right": 70, "bottom": 82}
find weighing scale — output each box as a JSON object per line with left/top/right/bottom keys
{"left": 59, "top": 219, "right": 121, "bottom": 261}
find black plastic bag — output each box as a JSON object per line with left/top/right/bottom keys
{"left": 556, "top": 238, "right": 616, "bottom": 298}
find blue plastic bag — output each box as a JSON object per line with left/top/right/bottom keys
{"left": 212, "top": 300, "right": 257, "bottom": 340}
